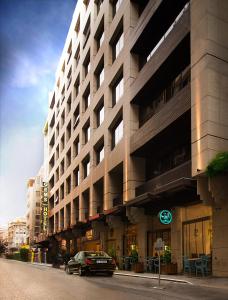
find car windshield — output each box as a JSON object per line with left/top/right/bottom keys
{"left": 84, "top": 251, "right": 109, "bottom": 257}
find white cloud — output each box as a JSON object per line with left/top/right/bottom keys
{"left": 0, "top": 126, "right": 43, "bottom": 225}
{"left": 10, "top": 52, "right": 50, "bottom": 88}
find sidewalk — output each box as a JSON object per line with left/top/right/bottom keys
{"left": 30, "top": 262, "right": 228, "bottom": 289}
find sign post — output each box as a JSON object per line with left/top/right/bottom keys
{"left": 154, "top": 238, "right": 164, "bottom": 287}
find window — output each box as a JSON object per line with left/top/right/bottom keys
{"left": 60, "top": 134, "right": 65, "bottom": 152}
{"left": 97, "top": 68, "right": 104, "bottom": 89}
{"left": 56, "top": 145, "right": 59, "bottom": 160}
{"left": 96, "top": 101, "right": 104, "bottom": 127}
{"left": 74, "top": 45, "right": 80, "bottom": 69}
{"left": 60, "top": 183, "right": 64, "bottom": 200}
{"left": 73, "top": 136, "right": 80, "bottom": 158}
{"left": 112, "top": 0, "right": 123, "bottom": 17}
{"left": 112, "top": 76, "right": 123, "bottom": 106}
{"left": 61, "top": 110, "right": 65, "bottom": 128}
{"left": 67, "top": 67, "right": 72, "bottom": 89}
{"left": 60, "top": 159, "right": 65, "bottom": 176}
{"left": 66, "top": 148, "right": 71, "bottom": 168}
{"left": 112, "top": 118, "right": 123, "bottom": 149}
{"left": 111, "top": 20, "right": 123, "bottom": 61}
{"left": 66, "top": 121, "right": 71, "bottom": 142}
{"left": 84, "top": 0, "right": 90, "bottom": 10}
{"left": 83, "top": 16, "right": 90, "bottom": 49}
{"left": 95, "top": 18, "right": 104, "bottom": 51}
{"left": 84, "top": 122, "right": 90, "bottom": 144}
{"left": 83, "top": 156, "right": 90, "bottom": 178}
{"left": 66, "top": 175, "right": 71, "bottom": 195}
{"left": 95, "top": 58, "right": 104, "bottom": 90}
{"left": 83, "top": 86, "right": 91, "bottom": 111}
{"left": 67, "top": 41, "right": 72, "bottom": 66}
{"left": 83, "top": 51, "right": 90, "bottom": 78}
{"left": 67, "top": 95, "right": 72, "bottom": 114}
{"left": 61, "top": 86, "right": 65, "bottom": 104}
{"left": 73, "top": 105, "right": 80, "bottom": 129}
{"left": 73, "top": 167, "right": 80, "bottom": 187}
{"left": 55, "top": 168, "right": 59, "bottom": 183}
{"left": 74, "top": 76, "right": 80, "bottom": 98}
{"left": 96, "top": 0, "right": 103, "bottom": 14}
{"left": 96, "top": 145, "right": 104, "bottom": 164}
{"left": 56, "top": 123, "right": 59, "bottom": 138}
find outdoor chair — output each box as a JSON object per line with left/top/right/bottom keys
{"left": 153, "top": 258, "right": 159, "bottom": 273}
{"left": 195, "top": 256, "right": 209, "bottom": 276}
{"left": 183, "top": 256, "right": 195, "bottom": 275}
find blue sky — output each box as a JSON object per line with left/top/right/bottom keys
{"left": 0, "top": 0, "right": 77, "bottom": 225}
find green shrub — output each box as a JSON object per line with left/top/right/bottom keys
{"left": 206, "top": 152, "right": 228, "bottom": 178}
{"left": 130, "top": 249, "right": 138, "bottom": 263}
{"left": 162, "top": 246, "right": 171, "bottom": 264}
{"left": 20, "top": 248, "right": 29, "bottom": 262}
{"left": 13, "top": 252, "right": 21, "bottom": 261}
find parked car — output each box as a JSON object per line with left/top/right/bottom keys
{"left": 65, "top": 251, "right": 116, "bottom": 276}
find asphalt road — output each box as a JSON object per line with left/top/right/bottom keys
{"left": 0, "top": 258, "right": 228, "bottom": 300}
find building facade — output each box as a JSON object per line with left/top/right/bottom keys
{"left": 43, "top": 0, "right": 228, "bottom": 276}
{"left": 8, "top": 218, "right": 26, "bottom": 249}
{"left": 0, "top": 226, "right": 8, "bottom": 247}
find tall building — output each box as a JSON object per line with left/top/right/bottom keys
{"left": 26, "top": 122, "right": 49, "bottom": 246}
{"left": 43, "top": 0, "right": 228, "bottom": 276}
{"left": 26, "top": 169, "right": 45, "bottom": 246}
{"left": 0, "top": 226, "right": 8, "bottom": 247}
{"left": 8, "top": 218, "right": 26, "bottom": 249}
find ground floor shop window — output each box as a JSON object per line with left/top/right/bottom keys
{"left": 147, "top": 229, "right": 171, "bottom": 256}
{"left": 124, "top": 225, "right": 137, "bottom": 256}
{"left": 183, "top": 217, "right": 212, "bottom": 258}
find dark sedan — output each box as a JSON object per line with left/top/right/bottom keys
{"left": 65, "top": 251, "right": 116, "bottom": 276}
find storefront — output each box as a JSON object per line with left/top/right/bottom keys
{"left": 123, "top": 224, "right": 138, "bottom": 256}
{"left": 182, "top": 216, "right": 212, "bottom": 258}
{"left": 77, "top": 229, "right": 101, "bottom": 252}
{"left": 147, "top": 228, "right": 171, "bottom": 257}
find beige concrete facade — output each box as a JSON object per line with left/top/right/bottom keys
{"left": 191, "top": 0, "right": 228, "bottom": 276}
{"left": 8, "top": 218, "right": 26, "bottom": 249}
{"left": 45, "top": 0, "right": 228, "bottom": 276}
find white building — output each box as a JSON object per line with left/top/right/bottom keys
{"left": 8, "top": 218, "right": 26, "bottom": 249}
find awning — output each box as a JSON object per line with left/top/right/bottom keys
{"left": 125, "top": 177, "right": 198, "bottom": 208}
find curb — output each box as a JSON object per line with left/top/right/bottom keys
{"left": 114, "top": 272, "right": 193, "bottom": 285}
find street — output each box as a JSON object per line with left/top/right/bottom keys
{"left": 0, "top": 258, "right": 228, "bottom": 300}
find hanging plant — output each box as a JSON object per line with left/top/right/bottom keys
{"left": 205, "top": 152, "right": 228, "bottom": 178}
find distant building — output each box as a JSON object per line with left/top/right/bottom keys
{"left": 0, "top": 226, "right": 8, "bottom": 246}
{"left": 8, "top": 218, "right": 26, "bottom": 249}
{"left": 26, "top": 168, "right": 45, "bottom": 246}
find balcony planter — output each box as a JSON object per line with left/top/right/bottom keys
{"left": 133, "top": 262, "right": 144, "bottom": 273}
{"left": 206, "top": 152, "right": 228, "bottom": 203}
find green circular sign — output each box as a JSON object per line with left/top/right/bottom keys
{"left": 159, "top": 210, "right": 172, "bottom": 224}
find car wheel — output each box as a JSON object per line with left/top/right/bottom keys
{"left": 66, "top": 266, "right": 73, "bottom": 275}
{"left": 78, "top": 266, "right": 85, "bottom": 276}
{"left": 107, "top": 272, "right": 113, "bottom": 277}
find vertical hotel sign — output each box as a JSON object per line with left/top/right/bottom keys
{"left": 41, "top": 182, "right": 48, "bottom": 233}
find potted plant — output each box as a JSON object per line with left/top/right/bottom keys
{"left": 161, "top": 247, "right": 177, "bottom": 275}
{"left": 130, "top": 249, "right": 144, "bottom": 273}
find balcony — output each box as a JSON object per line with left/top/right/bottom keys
{"left": 130, "top": 4, "right": 190, "bottom": 103}
{"left": 130, "top": 84, "right": 191, "bottom": 155}
{"left": 130, "top": 0, "right": 189, "bottom": 55}
{"left": 136, "top": 160, "right": 193, "bottom": 196}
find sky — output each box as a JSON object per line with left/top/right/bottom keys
{"left": 0, "top": 0, "right": 77, "bottom": 226}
